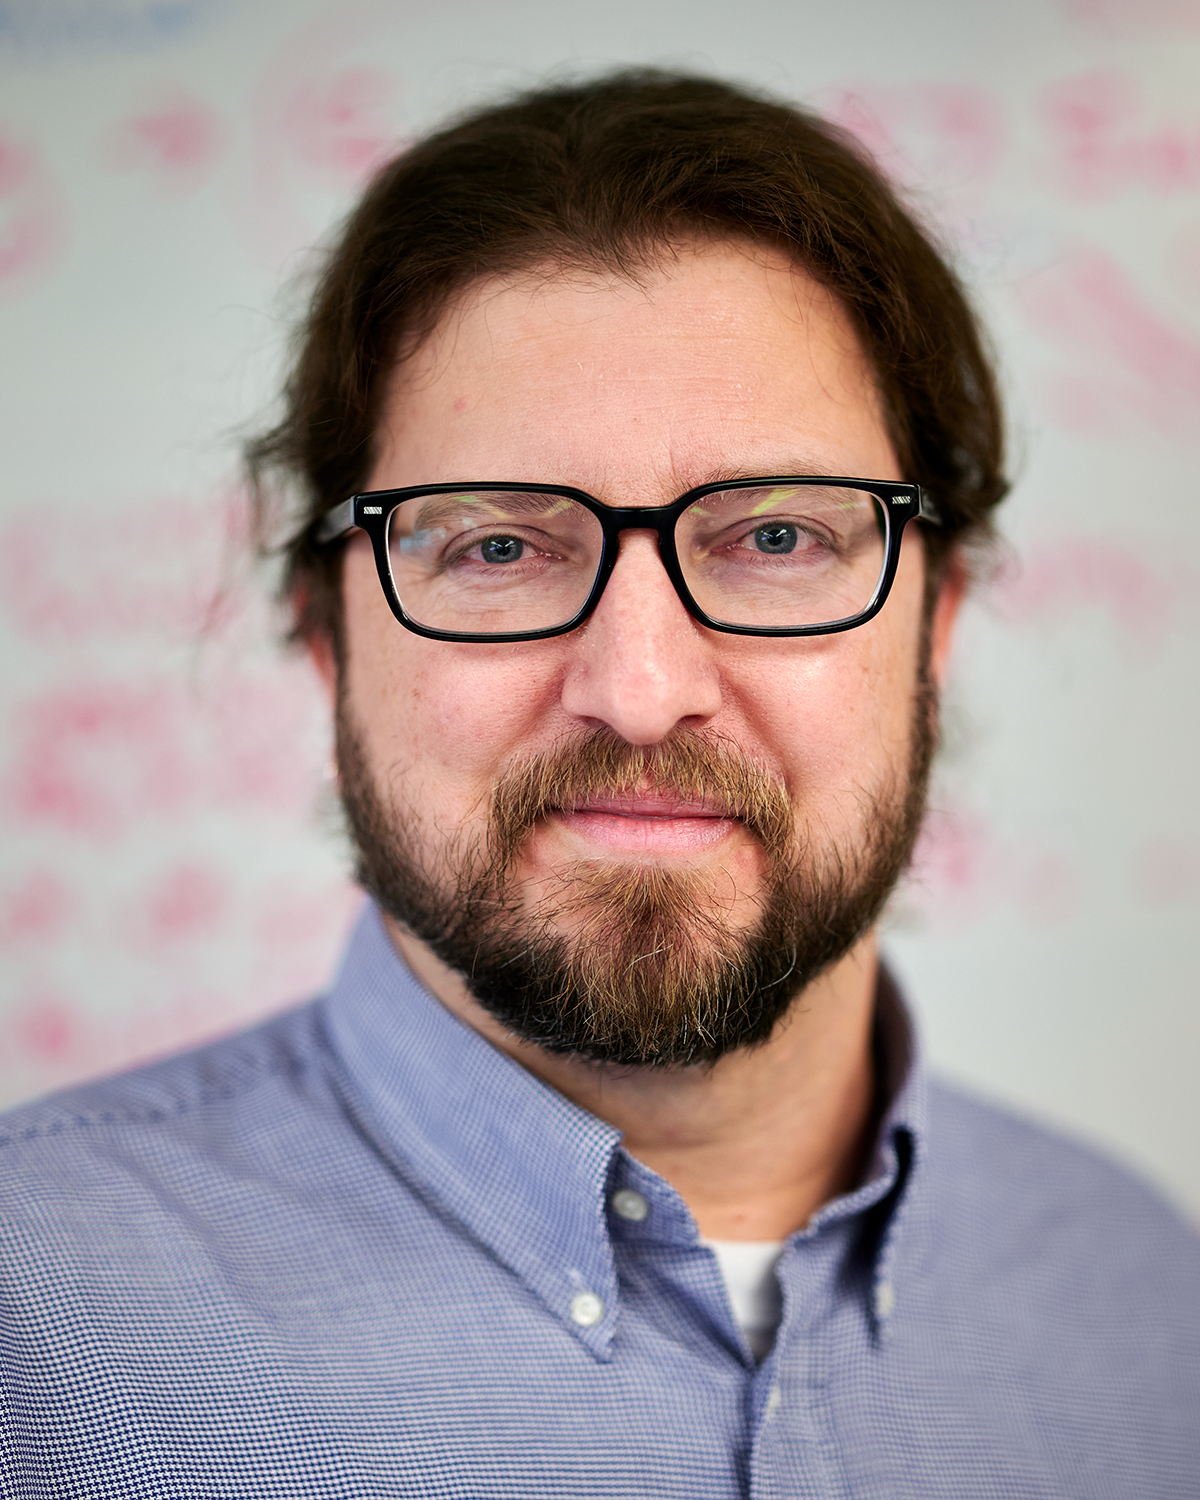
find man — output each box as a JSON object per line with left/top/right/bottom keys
{"left": 2, "top": 71, "right": 1197, "bottom": 1498}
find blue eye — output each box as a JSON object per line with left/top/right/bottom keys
{"left": 752, "top": 522, "right": 798, "bottom": 554}
{"left": 480, "top": 535, "right": 524, "bottom": 564}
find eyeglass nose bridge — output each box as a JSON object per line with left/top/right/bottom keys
{"left": 581, "top": 501, "right": 708, "bottom": 628}
{"left": 596, "top": 503, "right": 686, "bottom": 533}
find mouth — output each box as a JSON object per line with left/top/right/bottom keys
{"left": 551, "top": 792, "right": 742, "bottom": 853}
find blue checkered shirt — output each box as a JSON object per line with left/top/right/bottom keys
{"left": 2, "top": 904, "right": 1199, "bottom": 1497}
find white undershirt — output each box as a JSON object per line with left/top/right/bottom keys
{"left": 703, "top": 1238, "right": 785, "bottom": 1360}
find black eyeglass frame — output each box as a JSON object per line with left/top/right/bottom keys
{"left": 315, "top": 477, "right": 941, "bottom": 644}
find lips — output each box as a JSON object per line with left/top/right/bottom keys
{"left": 550, "top": 792, "right": 742, "bottom": 853}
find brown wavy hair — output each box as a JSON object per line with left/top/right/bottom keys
{"left": 246, "top": 68, "right": 1007, "bottom": 642}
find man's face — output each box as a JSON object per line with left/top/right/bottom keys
{"left": 329, "top": 239, "right": 950, "bottom": 1064}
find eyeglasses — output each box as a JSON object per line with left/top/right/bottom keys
{"left": 315, "top": 477, "right": 941, "bottom": 643}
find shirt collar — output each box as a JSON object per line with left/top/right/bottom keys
{"left": 322, "top": 903, "right": 927, "bottom": 1357}
{"left": 858, "top": 962, "right": 927, "bottom": 1340}
{"left": 323, "top": 904, "right": 623, "bottom": 1356}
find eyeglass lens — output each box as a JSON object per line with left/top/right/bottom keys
{"left": 384, "top": 485, "right": 890, "bottom": 635}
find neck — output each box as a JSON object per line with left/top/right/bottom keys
{"left": 383, "top": 914, "right": 879, "bottom": 1241}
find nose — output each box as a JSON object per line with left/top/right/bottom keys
{"left": 559, "top": 531, "right": 722, "bottom": 744}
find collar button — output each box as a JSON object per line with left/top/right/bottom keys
{"left": 569, "top": 1291, "right": 605, "bottom": 1327}
{"left": 611, "top": 1189, "right": 649, "bottom": 1222}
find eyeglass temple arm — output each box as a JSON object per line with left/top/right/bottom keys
{"left": 316, "top": 498, "right": 357, "bottom": 544}
{"left": 916, "top": 489, "right": 942, "bottom": 525}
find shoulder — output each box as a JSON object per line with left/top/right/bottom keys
{"left": 926, "top": 1075, "right": 1198, "bottom": 1234}
{"left": 880, "top": 1078, "right": 1200, "bottom": 1487}
{"left": 916, "top": 1074, "right": 1200, "bottom": 1332}
{"left": 0, "top": 1002, "right": 335, "bottom": 1213}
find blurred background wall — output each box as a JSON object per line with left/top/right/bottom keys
{"left": 1, "top": 0, "right": 1198, "bottom": 1218}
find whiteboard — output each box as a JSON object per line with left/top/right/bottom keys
{"left": 1, "top": 0, "right": 1198, "bottom": 1218}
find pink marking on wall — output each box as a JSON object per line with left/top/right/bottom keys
{"left": 12, "top": 995, "right": 78, "bottom": 1062}
{"left": 4, "top": 683, "right": 191, "bottom": 839}
{"left": 0, "top": 875, "right": 356, "bottom": 1102}
{"left": 0, "top": 982, "right": 268, "bottom": 1102}
{"left": 140, "top": 861, "right": 229, "bottom": 943}
{"left": 1040, "top": 71, "right": 1200, "bottom": 199}
{"left": 253, "top": 880, "right": 357, "bottom": 950}
{"left": 906, "top": 808, "right": 1005, "bottom": 923}
{"left": 280, "top": 66, "right": 398, "bottom": 183}
{"left": 1014, "top": 853, "right": 1079, "bottom": 925}
{"left": 101, "top": 974, "right": 318, "bottom": 1078}
{"left": 98, "top": 88, "right": 224, "bottom": 195}
{"left": 996, "top": 535, "right": 1197, "bottom": 643}
{"left": 109, "top": 993, "right": 241, "bottom": 1071}
{"left": 1017, "top": 248, "right": 1200, "bottom": 439}
{"left": 0, "top": 492, "right": 236, "bottom": 644}
{"left": 905, "top": 808, "right": 1082, "bottom": 930}
{"left": 829, "top": 82, "right": 1006, "bottom": 213}
{"left": 238, "top": 8, "right": 408, "bottom": 265}
{"left": 1130, "top": 838, "right": 1199, "bottom": 906}
{"left": 0, "top": 122, "right": 70, "bottom": 297}
{"left": 1, "top": 486, "right": 255, "bottom": 639}
{"left": 0, "top": 134, "right": 36, "bottom": 196}
{"left": 0, "top": 869, "right": 75, "bottom": 945}
{"left": 203, "top": 669, "right": 329, "bottom": 816}
{"left": 3, "top": 663, "right": 328, "bottom": 838}
{"left": 249, "top": 879, "right": 363, "bottom": 1001}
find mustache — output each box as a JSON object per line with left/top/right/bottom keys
{"left": 486, "top": 727, "right": 795, "bottom": 871}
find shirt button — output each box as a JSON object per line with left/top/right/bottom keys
{"left": 611, "top": 1189, "right": 649, "bottom": 1222}
{"left": 569, "top": 1292, "right": 605, "bottom": 1327}
{"left": 876, "top": 1281, "right": 896, "bottom": 1317}
{"left": 765, "top": 1385, "right": 782, "bottom": 1417}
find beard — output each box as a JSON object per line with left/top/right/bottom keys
{"left": 336, "top": 660, "right": 936, "bottom": 1069}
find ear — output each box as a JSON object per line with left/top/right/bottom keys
{"left": 928, "top": 549, "right": 967, "bottom": 688}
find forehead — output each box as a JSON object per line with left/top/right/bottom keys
{"left": 367, "top": 238, "right": 899, "bottom": 496}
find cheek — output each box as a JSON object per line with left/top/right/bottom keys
{"left": 730, "top": 552, "right": 926, "bottom": 797}
{"left": 843, "top": 546, "right": 929, "bottom": 775}
{"left": 340, "top": 545, "right": 566, "bottom": 816}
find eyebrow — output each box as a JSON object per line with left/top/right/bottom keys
{"left": 687, "top": 460, "right": 843, "bottom": 489}
{"left": 402, "top": 491, "right": 581, "bottom": 528}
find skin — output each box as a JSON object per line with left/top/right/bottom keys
{"left": 312, "top": 238, "right": 963, "bottom": 1240}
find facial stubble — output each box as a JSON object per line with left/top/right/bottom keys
{"left": 337, "top": 656, "right": 936, "bottom": 1068}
